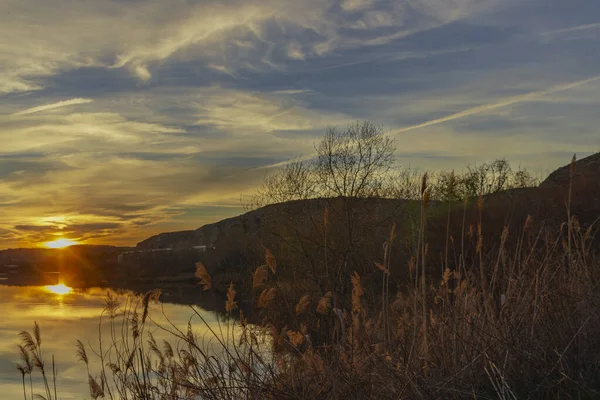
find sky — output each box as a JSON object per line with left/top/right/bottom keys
{"left": 1, "top": 0, "right": 599, "bottom": 248}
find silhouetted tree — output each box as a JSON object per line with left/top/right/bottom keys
{"left": 314, "top": 121, "right": 396, "bottom": 198}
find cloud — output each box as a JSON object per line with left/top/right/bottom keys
{"left": 0, "top": 98, "right": 316, "bottom": 246}
{"left": 0, "top": 0, "right": 496, "bottom": 92}
{"left": 543, "top": 22, "right": 600, "bottom": 36}
{"left": 340, "top": 0, "right": 375, "bottom": 12}
{"left": 193, "top": 86, "right": 348, "bottom": 134}
{"left": 391, "top": 75, "right": 600, "bottom": 134}
{"left": 11, "top": 98, "right": 94, "bottom": 116}
{"left": 11, "top": 221, "right": 124, "bottom": 243}
{"left": 0, "top": 111, "right": 186, "bottom": 154}
{"left": 273, "top": 89, "right": 313, "bottom": 94}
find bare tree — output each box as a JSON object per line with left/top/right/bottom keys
{"left": 512, "top": 165, "right": 539, "bottom": 188}
{"left": 241, "top": 160, "right": 316, "bottom": 211}
{"left": 257, "top": 160, "right": 317, "bottom": 203}
{"left": 242, "top": 121, "right": 396, "bottom": 211}
{"left": 429, "top": 159, "right": 539, "bottom": 201}
{"left": 315, "top": 121, "right": 396, "bottom": 198}
{"left": 444, "top": 171, "right": 463, "bottom": 201}
{"left": 387, "top": 166, "right": 421, "bottom": 200}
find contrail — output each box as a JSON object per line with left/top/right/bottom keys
{"left": 251, "top": 75, "right": 600, "bottom": 172}
{"left": 543, "top": 22, "right": 600, "bottom": 36}
{"left": 12, "top": 98, "right": 93, "bottom": 116}
{"left": 391, "top": 75, "right": 600, "bottom": 134}
{"left": 252, "top": 153, "right": 316, "bottom": 171}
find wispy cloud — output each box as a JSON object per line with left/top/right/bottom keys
{"left": 193, "top": 87, "right": 348, "bottom": 133}
{"left": 391, "top": 75, "right": 600, "bottom": 134}
{"left": 543, "top": 22, "right": 600, "bottom": 36}
{"left": 273, "top": 89, "right": 313, "bottom": 95}
{"left": 0, "top": 0, "right": 496, "bottom": 92}
{"left": 12, "top": 98, "right": 94, "bottom": 116}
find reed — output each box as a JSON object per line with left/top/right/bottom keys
{"left": 15, "top": 154, "right": 600, "bottom": 399}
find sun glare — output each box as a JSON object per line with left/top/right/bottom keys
{"left": 44, "top": 283, "right": 73, "bottom": 295}
{"left": 44, "top": 238, "right": 78, "bottom": 249}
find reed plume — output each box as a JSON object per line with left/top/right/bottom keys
{"left": 257, "top": 288, "right": 277, "bottom": 308}
{"left": 296, "top": 294, "right": 310, "bottom": 316}
{"left": 253, "top": 265, "right": 269, "bottom": 290}
{"left": 265, "top": 248, "right": 277, "bottom": 274}
{"left": 225, "top": 282, "right": 238, "bottom": 312}
{"left": 195, "top": 262, "right": 211, "bottom": 291}
{"left": 316, "top": 292, "right": 333, "bottom": 315}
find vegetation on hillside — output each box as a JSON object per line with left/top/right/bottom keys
{"left": 242, "top": 121, "right": 539, "bottom": 209}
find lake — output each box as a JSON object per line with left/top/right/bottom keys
{"left": 0, "top": 284, "right": 237, "bottom": 399}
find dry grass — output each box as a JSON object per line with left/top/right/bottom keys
{"left": 316, "top": 291, "right": 333, "bottom": 315}
{"left": 257, "top": 287, "right": 277, "bottom": 309}
{"left": 16, "top": 158, "right": 600, "bottom": 399}
{"left": 225, "top": 282, "right": 238, "bottom": 313}
{"left": 195, "top": 261, "right": 212, "bottom": 291}
{"left": 265, "top": 248, "right": 277, "bottom": 274}
{"left": 295, "top": 294, "right": 310, "bottom": 316}
{"left": 18, "top": 211, "right": 600, "bottom": 399}
{"left": 252, "top": 265, "right": 269, "bottom": 290}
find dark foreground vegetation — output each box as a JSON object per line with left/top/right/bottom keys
{"left": 15, "top": 122, "right": 600, "bottom": 399}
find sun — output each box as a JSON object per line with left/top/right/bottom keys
{"left": 44, "top": 283, "right": 73, "bottom": 295}
{"left": 44, "top": 238, "right": 78, "bottom": 249}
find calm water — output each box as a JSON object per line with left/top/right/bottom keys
{"left": 0, "top": 285, "right": 229, "bottom": 399}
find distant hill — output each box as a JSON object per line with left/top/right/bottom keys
{"left": 541, "top": 153, "right": 600, "bottom": 188}
{"left": 136, "top": 200, "right": 324, "bottom": 250}
{"left": 136, "top": 153, "right": 600, "bottom": 253}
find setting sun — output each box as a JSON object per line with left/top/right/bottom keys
{"left": 44, "top": 283, "right": 73, "bottom": 295}
{"left": 45, "top": 238, "right": 78, "bottom": 249}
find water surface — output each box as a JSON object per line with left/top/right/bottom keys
{"left": 0, "top": 285, "right": 228, "bottom": 399}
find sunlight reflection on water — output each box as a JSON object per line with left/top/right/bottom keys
{"left": 0, "top": 285, "right": 228, "bottom": 399}
{"left": 44, "top": 283, "right": 73, "bottom": 295}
